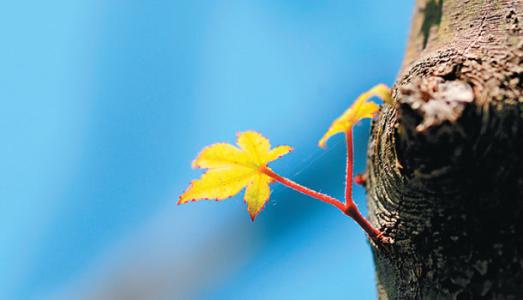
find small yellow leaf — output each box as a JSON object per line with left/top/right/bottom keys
{"left": 179, "top": 131, "right": 292, "bottom": 220}
{"left": 318, "top": 84, "right": 391, "bottom": 148}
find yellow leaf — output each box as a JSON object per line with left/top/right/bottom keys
{"left": 318, "top": 84, "right": 391, "bottom": 148}
{"left": 179, "top": 131, "right": 292, "bottom": 220}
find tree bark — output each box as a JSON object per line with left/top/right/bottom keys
{"left": 366, "top": 0, "right": 523, "bottom": 299}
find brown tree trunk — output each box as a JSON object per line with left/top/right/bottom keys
{"left": 366, "top": 0, "right": 523, "bottom": 299}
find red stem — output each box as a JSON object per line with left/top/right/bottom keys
{"left": 345, "top": 203, "right": 383, "bottom": 241}
{"left": 260, "top": 166, "right": 346, "bottom": 212}
{"left": 345, "top": 129, "right": 354, "bottom": 206}
{"left": 260, "top": 166, "right": 389, "bottom": 243}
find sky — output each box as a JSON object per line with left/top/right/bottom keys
{"left": 0, "top": 1, "right": 413, "bottom": 299}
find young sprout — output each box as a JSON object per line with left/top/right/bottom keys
{"left": 179, "top": 84, "right": 393, "bottom": 244}
{"left": 318, "top": 83, "right": 393, "bottom": 243}
{"left": 179, "top": 131, "right": 344, "bottom": 221}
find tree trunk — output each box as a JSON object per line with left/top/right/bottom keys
{"left": 366, "top": 0, "right": 523, "bottom": 299}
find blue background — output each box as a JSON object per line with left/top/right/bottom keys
{"left": 0, "top": 1, "right": 412, "bottom": 299}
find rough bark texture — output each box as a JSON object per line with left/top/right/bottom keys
{"left": 366, "top": 0, "right": 523, "bottom": 299}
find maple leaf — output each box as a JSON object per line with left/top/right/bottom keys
{"left": 179, "top": 131, "right": 293, "bottom": 221}
{"left": 318, "top": 84, "right": 392, "bottom": 148}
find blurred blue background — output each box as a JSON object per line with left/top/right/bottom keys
{"left": 0, "top": 1, "right": 413, "bottom": 299}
